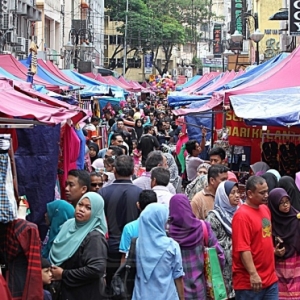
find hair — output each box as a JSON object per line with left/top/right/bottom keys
{"left": 114, "top": 155, "right": 134, "bottom": 177}
{"left": 209, "top": 147, "right": 226, "bottom": 160}
{"left": 138, "top": 190, "right": 157, "bottom": 210}
{"left": 185, "top": 140, "right": 198, "bottom": 155}
{"left": 90, "top": 171, "right": 102, "bottom": 178}
{"left": 207, "top": 164, "right": 229, "bottom": 183}
{"left": 145, "top": 151, "right": 164, "bottom": 172}
{"left": 117, "top": 118, "right": 124, "bottom": 123}
{"left": 68, "top": 169, "right": 91, "bottom": 188}
{"left": 41, "top": 258, "right": 51, "bottom": 269}
{"left": 118, "top": 144, "right": 128, "bottom": 155}
{"left": 151, "top": 167, "right": 170, "bottom": 186}
{"left": 246, "top": 175, "right": 266, "bottom": 192}
{"left": 108, "top": 146, "right": 123, "bottom": 157}
{"left": 144, "top": 125, "right": 153, "bottom": 134}
{"left": 111, "top": 133, "right": 123, "bottom": 142}
{"left": 91, "top": 116, "right": 100, "bottom": 123}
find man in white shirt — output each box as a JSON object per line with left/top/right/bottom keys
{"left": 151, "top": 167, "right": 173, "bottom": 207}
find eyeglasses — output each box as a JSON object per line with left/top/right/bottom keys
{"left": 91, "top": 183, "right": 103, "bottom": 187}
{"left": 279, "top": 200, "right": 290, "bottom": 206}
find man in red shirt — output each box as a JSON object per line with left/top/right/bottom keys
{"left": 232, "top": 175, "right": 278, "bottom": 299}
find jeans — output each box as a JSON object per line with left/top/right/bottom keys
{"left": 235, "top": 282, "right": 278, "bottom": 300}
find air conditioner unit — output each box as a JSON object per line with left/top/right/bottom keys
{"left": 16, "top": 37, "right": 26, "bottom": 53}
{"left": 25, "top": 39, "right": 30, "bottom": 56}
{"left": 5, "top": 32, "right": 17, "bottom": 44}
{"left": 3, "top": 13, "right": 13, "bottom": 30}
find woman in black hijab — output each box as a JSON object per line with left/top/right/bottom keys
{"left": 88, "top": 142, "right": 99, "bottom": 164}
{"left": 133, "top": 119, "right": 143, "bottom": 142}
{"left": 278, "top": 176, "right": 300, "bottom": 212}
{"left": 261, "top": 173, "right": 278, "bottom": 193}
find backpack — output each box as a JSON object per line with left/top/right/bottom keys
{"left": 111, "top": 238, "right": 137, "bottom": 300}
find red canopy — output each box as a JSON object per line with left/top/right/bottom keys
{"left": 0, "top": 79, "right": 86, "bottom": 124}
{"left": 37, "top": 59, "right": 85, "bottom": 88}
{"left": 0, "top": 55, "right": 60, "bottom": 91}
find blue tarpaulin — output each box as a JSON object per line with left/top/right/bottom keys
{"left": 224, "top": 53, "right": 288, "bottom": 89}
{"left": 62, "top": 70, "right": 125, "bottom": 99}
{"left": 230, "top": 87, "right": 300, "bottom": 127}
{"left": 20, "top": 60, "right": 81, "bottom": 90}
{"left": 176, "top": 75, "right": 201, "bottom": 91}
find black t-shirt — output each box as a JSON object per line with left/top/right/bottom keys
{"left": 137, "top": 134, "right": 160, "bottom": 162}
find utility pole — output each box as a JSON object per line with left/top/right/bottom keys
{"left": 122, "top": 0, "right": 128, "bottom": 78}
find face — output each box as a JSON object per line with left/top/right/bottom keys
{"left": 192, "top": 142, "right": 202, "bottom": 156}
{"left": 42, "top": 267, "right": 52, "bottom": 285}
{"left": 65, "top": 175, "right": 87, "bottom": 204}
{"left": 210, "top": 155, "right": 224, "bottom": 165}
{"left": 165, "top": 121, "right": 170, "bottom": 130}
{"left": 75, "top": 198, "right": 92, "bottom": 222}
{"left": 149, "top": 113, "right": 154, "bottom": 120}
{"left": 228, "top": 185, "right": 240, "bottom": 206}
{"left": 137, "top": 120, "right": 142, "bottom": 127}
{"left": 89, "top": 147, "right": 97, "bottom": 158}
{"left": 133, "top": 142, "right": 137, "bottom": 149}
{"left": 90, "top": 175, "right": 103, "bottom": 192}
{"left": 247, "top": 182, "right": 269, "bottom": 206}
{"left": 210, "top": 172, "right": 228, "bottom": 190}
{"left": 105, "top": 149, "right": 114, "bottom": 158}
{"left": 278, "top": 196, "right": 291, "bottom": 213}
{"left": 197, "top": 167, "right": 208, "bottom": 176}
{"left": 104, "top": 160, "right": 113, "bottom": 172}
{"left": 117, "top": 121, "right": 124, "bottom": 130}
{"left": 111, "top": 137, "right": 123, "bottom": 146}
{"left": 160, "top": 156, "right": 168, "bottom": 168}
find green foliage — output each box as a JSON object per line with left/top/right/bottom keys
{"left": 105, "top": 0, "right": 213, "bottom": 74}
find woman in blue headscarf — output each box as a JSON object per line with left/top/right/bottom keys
{"left": 42, "top": 200, "right": 75, "bottom": 259}
{"left": 132, "top": 203, "right": 185, "bottom": 300}
{"left": 50, "top": 192, "right": 108, "bottom": 300}
{"left": 206, "top": 181, "right": 240, "bottom": 299}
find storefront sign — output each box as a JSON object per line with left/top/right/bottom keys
{"left": 213, "top": 24, "right": 222, "bottom": 57}
{"left": 231, "top": 0, "right": 246, "bottom": 35}
{"left": 289, "top": 0, "right": 300, "bottom": 36}
{"left": 215, "top": 111, "right": 300, "bottom": 163}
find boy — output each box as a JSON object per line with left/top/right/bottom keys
{"left": 41, "top": 258, "right": 53, "bottom": 300}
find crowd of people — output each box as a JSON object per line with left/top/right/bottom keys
{"left": 2, "top": 95, "right": 300, "bottom": 300}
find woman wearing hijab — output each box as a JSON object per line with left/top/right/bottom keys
{"left": 169, "top": 194, "right": 224, "bottom": 299}
{"left": 164, "top": 153, "right": 179, "bottom": 189}
{"left": 250, "top": 161, "right": 270, "bottom": 175}
{"left": 185, "top": 163, "right": 211, "bottom": 200}
{"left": 88, "top": 142, "right": 99, "bottom": 164}
{"left": 132, "top": 203, "right": 185, "bottom": 300}
{"left": 133, "top": 119, "right": 144, "bottom": 142}
{"left": 261, "top": 173, "right": 278, "bottom": 193}
{"left": 278, "top": 176, "right": 300, "bottom": 211}
{"left": 50, "top": 192, "right": 108, "bottom": 300}
{"left": 267, "top": 169, "right": 281, "bottom": 181}
{"left": 206, "top": 181, "right": 240, "bottom": 299}
{"left": 268, "top": 188, "right": 300, "bottom": 299}
{"left": 42, "top": 200, "right": 75, "bottom": 259}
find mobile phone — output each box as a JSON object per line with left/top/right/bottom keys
{"left": 275, "top": 236, "right": 284, "bottom": 248}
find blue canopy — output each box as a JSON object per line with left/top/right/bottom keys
{"left": 224, "top": 53, "right": 288, "bottom": 89}
{"left": 62, "top": 70, "right": 125, "bottom": 99}
{"left": 230, "top": 87, "right": 300, "bottom": 127}
{"left": 176, "top": 75, "right": 201, "bottom": 91}
{"left": 20, "top": 60, "right": 81, "bottom": 91}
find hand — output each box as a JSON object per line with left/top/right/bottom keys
{"left": 274, "top": 243, "right": 286, "bottom": 257}
{"left": 250, "top": 272, "right": 262, "bottom": 292}
{"left": 51, "top": 266, "right": 64, "bottom": 280}
{"left": 201, "top": 127, "right": 207, "bottom": 137}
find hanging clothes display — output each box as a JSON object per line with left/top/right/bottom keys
{"left": 0, "top": 219, "right": 43, "bottom": 300}
{"left": 0, "top": 134, "right": 17, "bottom": 223}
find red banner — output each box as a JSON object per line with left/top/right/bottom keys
{"left": 215, "top": 111, "right": 300, "bottom": 164}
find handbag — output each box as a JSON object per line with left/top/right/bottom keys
{"left": 201, "top": 220, "right": 227, "bottom": 300}
{"left": 111, "top": 238, "right": 137, "bottom": 300}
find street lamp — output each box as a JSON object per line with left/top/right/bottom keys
{"left": 250, "top": 29, "right": 264, "bottom": 64}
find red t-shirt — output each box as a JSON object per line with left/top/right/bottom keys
{"left": 232, "top": 204, "right": 278, "bottom": 290}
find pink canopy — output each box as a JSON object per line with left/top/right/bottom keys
{"left": 0, "top": 78, "right": 87, "bottom": 124}
{"left": 37, "top": 59, "right": 85, "bottom": 88}
{"left": 216, "top": 47, "right": 299, "bottom": 104}
{"left": 181, "top": 72, "right": 220, "bottom": 93}
{"left": 0, "top": 55, "right": 60, "bottom": 91}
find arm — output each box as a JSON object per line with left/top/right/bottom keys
{"left": 62, "top": 232, "right": 107, "bottom": 287}
{"left": 240, "top": 251, "right": 262, "bottom": 292}
{"left": 175, "top": 277, "right": 185, "bottom": 300}
{"left": 200, "top": 127, "right": 206, "bottom": 152}
{"left": 153, "top": 136, "right": 160, "bottom": 150}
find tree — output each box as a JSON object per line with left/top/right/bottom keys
{"left": 104, "top": 0, "right": 214, "bottom": 75}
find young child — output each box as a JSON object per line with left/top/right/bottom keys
{"left": 41, "top": 258, "right": 53, "bottom": 300}
{"left": 132, "top": 140, "right": 141, "bottom": 176}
